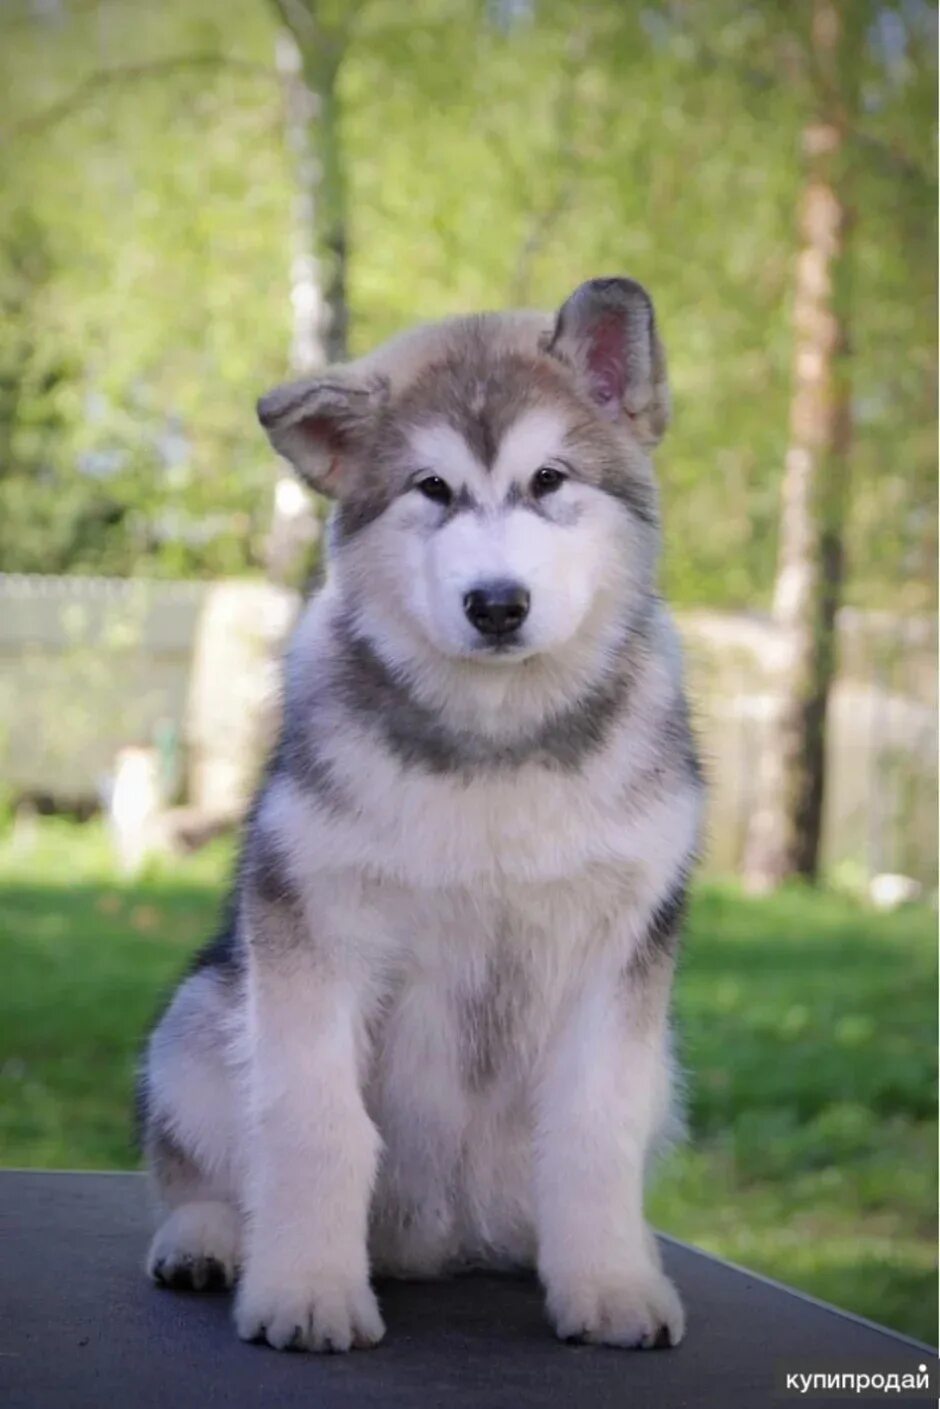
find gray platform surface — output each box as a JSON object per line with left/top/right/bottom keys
{"left": 0, "top": 1171, "right": 934, "bottom": 1408}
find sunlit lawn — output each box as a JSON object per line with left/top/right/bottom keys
{"left": 0, "top": 819, "right": 935, "bottom": 1343}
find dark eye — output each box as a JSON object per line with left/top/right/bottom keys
{"left": 416, "top": 475, "right": 453, "bottom": 506}
{"left": 531, "top": 465, "right": 567, "bottom": 498}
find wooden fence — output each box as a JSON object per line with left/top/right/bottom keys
{"left": 0, "top": 574, "right": 935, "bottom": 886}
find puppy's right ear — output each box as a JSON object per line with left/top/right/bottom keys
{"left": 257, "top": 373, "right": 388, "bottom": 497}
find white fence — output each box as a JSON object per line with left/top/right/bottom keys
{"left": 0, "top": 574, "right": 935, "bottom": 886}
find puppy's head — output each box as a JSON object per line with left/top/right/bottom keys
{"left": 258, "top": 277, "right": 669, "bottom": 664}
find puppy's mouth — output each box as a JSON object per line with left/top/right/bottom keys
{"left": 469, "top": 633, "right": 533, "bottom": 662}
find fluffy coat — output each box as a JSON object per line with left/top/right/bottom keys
{"left": 140, "top": 276, "right": 703, "bottom": 1353}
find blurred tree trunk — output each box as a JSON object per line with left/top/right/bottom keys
{"left": 743, "top": 0, "right": 856, "bottom": 891}
{"left": 265, "top": 0, "right": 350, "bottom": 586}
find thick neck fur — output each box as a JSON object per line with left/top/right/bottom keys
{"left": 296, "top": 552, "right": 658, "bottom": 765}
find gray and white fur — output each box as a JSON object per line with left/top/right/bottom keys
{"left": 140, "top": 276, "right": 703, "bottom": 1353}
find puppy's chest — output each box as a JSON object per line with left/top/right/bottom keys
{"left": 368, "top": 860, "right": 626, "bottom": 998}
{"left": 368, "top": 881, "right": 591, "bottom": 1088}
{"left": 331, "top": 753, "right": 637, "bottom": 890}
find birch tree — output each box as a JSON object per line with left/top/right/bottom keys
{"left": 265, "top": 0, "right": 353, "bottom": 586}
{"left": 743, "top": 0, "right": 859, "bottom": 888}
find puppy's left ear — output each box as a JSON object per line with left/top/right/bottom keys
{"left": 546, "top": 277, "right": 669, "bottom": 445}
{"left": 257, "top": 372, "right": 388, "bottom": 497}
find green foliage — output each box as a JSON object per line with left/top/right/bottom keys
{"left": 0, "top": 1, "right": 289, "bottom": 576}
{"left": 0, "top": 819, "right": 935, "bottom": 1341}
{"left": 0, "top": 0, "right": 935, "bottom": 606}
{"left": 0, "top": 211, "right": 90, "bottom": 573}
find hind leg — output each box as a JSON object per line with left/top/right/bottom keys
{"left": 142, "top": 967, "right": 244, "bottom": 1291}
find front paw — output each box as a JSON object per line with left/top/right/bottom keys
{"left": 147, "top": 1201, "right": 241, "bottom": 1292}
{"left": 545, "top": 1266, "right": 685, "bottom": 1349}
{"left": 234, "top": 1271, "right": 385, "bottom": 1353}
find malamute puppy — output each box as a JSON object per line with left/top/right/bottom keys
{"left": 140, "top": 277, "right": 703, "bottom": 1354}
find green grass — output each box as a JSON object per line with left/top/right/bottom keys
{"left": 0, "top": 819, "right": 935, "bottom": 1342}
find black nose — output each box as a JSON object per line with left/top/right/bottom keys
{"left": 463, "top": 581, "right": 531, "bottom": 638}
